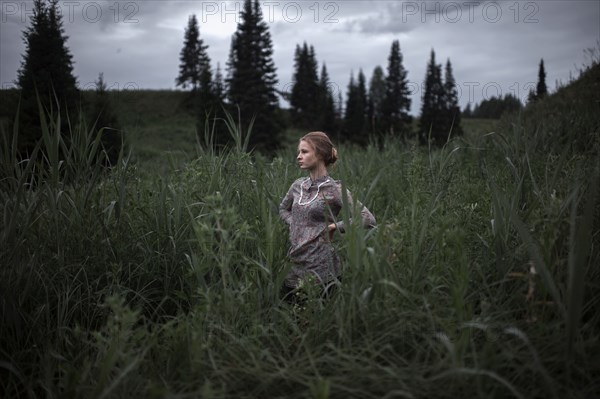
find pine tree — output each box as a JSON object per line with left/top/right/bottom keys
{"left": 443, "top": 59, "right": 463, "bottom": 137}
{"left": 463, "top": 103, "right": 473, "bottom": 118}
{"left": 176, "top": 15, "right": 204, "bottom": 91}
{"left": 343, "top": 70, "right": 368, "bottom": 145}
{"left": 528, "top": 59, "right": 548, "bottom": 104}
{"left": 536, "top": 58, "right": 548, "bottom": 99}
{"left": 17, "top": 0, "right": 78, "bottom": 154}
{"left": 176, "top": 13, "right": 216, "bottom": 134}
{"left": 317, "top": 63, "right": 337, "bottom": 135}
{"left": 91, "top": 73, "right": 121, "bottom": 166}
{"left": 419, "top": 49, "right": 446, "bottom": 145}
{"left": 527, "top": 88, "right": 537, "bottom": 104}
{"left": 503, "top": 93, "right": 523, "bottom": 114}
{"left": 207, "top": 63, "right": 231, "bottom": 150}
{"left": 226, "top": 0, "right": 281, "bottom": 153}
{"left": 381, "top": 40, "right": 412, "bottom": 138}
{"left": 290, "top": 42, "right": 320, "bottom": 130}
{"left": 335, "top": 91, "right": 343, "bottom": 142}
{"left": 367, "top": 66, "right": 386, "bottom": 136}
{"left": 213, "top": 62, "right": 226, "bottom": 104}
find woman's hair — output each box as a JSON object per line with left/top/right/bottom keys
{"left": 300, "top": 131, "right": 338, "bottom": 166}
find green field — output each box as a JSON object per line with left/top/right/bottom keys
{"left": 1, "top": 65, "right": 599, "bottom": 398}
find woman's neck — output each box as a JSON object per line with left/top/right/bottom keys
{"left": 309, "top": 165, "right": 328, "bottom": 181}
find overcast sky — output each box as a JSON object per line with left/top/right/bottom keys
{"left": 1, "top": 0, "right": 599, "bottom": 114}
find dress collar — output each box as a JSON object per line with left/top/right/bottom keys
{"left": 301, "top": 175, "right": 330, "bottom": 190}
{"left": 310, "top": 175, "right": 330, "bottom": 184}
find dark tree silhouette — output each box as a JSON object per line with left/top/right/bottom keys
{"left": 443, "top": 59, "right": 463, "bottom": 137}
{"left": 17, "top": 0, "right": 79, "bottom": 154}
{"left": 90, "top": 73, "right": 122, "bottom": 166}
{"left": 536, "top": 59, "right": 548, "bottom": 99}
{"left": 367, "top": 66, "right": 386, "bottom": 136}
{"left": 290, "top": 42, "right": 320, "bottom": 130}
{"left": 343, "top": 70, "right": 368, "bottom": 145}
{"left": 317, "top": 63, "right": 338, "bottom": 135}
{"left": 226, "top": 0, "right": 281, "bottom": 153}
{"left": 176, "top": 15, "right": 208, "bottom": 91}
{"left": 419, "top": 50, "right": 446, "bottom": 145}
{"left": 381, "top": 40, "right": 412, "bottom": 138}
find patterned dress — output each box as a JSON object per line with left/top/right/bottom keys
{"left": 279, "top": 175, "right": 376, "bottom": 288}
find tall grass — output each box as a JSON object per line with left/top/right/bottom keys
{"left": 1, "top": 96, "right": 599, "bottom": 398}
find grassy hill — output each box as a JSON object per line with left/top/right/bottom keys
{"left": 2, "top": 87, "right": 501, "bottom": 167}
{"left": 499, "top": 62, "right": 600, "bottom": 153}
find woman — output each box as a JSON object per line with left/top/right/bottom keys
{"left": 279, "top": 131, "right": 376, "bottom": 299}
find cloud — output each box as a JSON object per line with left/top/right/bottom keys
{"left": 1, "top": 0, "right": 598, "bottom": 113}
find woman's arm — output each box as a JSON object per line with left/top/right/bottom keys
{"left": 333, "top": 186, "right": 376, "bottom": 233}
{"left": 279, "top": 183, "right": 295, "bottom": 226}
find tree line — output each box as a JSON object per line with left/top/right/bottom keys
{"left": 176, "top": 1, "right": 464, "bottom": 151}
{"left": 463, "top": 59, "right": 548, "bottom": 119}
{"left": 13, "top": 0, "right": 549, "bottom": 157}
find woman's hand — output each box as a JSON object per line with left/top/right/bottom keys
{"left": 327, "top": 223, "right": 336, "bottom": 240}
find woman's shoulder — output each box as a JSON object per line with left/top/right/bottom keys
{"left": 293, "top": 176, "right": 307, "bottom": 184}
{"left": 328, "top": 178, "right": 343, "bottom": 188}
{"left": 289, "top": 177, "right": 307, "bottom": 188}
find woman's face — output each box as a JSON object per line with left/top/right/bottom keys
{"left": 297, "top": 140, "right": 321, "bottom": 170}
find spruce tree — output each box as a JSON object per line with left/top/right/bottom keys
{"left": 335, "top": 91, "right": 343, "bottom": 142}
{"left": 536, "top": 58, "right": 548, "bottom": 99}
{"left": 176, "top": 15, "right": 204, "bottom": 91}
{"left": 226, "top": 0, "right": 280, "bottom": 153}
{"left": 317, "top": 64, "right": 337, "bottom": 135}
{"left": 91, "top": 73, "right": 121, "bottom": 166}
{"left": 176, "top": 13, "right": 216, "bottom": 138}
{"left": 213, "top": 63, "right": 226, "bottom": 104}
{"left": 527, "top": 88, "right": 537, "bottom": 104}
{"left": 290, "top": 42, "right": 320, "bottom": 130}
{"left": 419, "top": 49, "right": 446, "bottom": 145}
{"left": 17, "top": 0, "right": 78, "bottom": 154}
{"left": 343, "top": 70, "right": 368, "bottom": 145}
{"left": 463, "top": 103, "right": 473, "bottom": 118}
{"left": 343, "top": 72, "right": 356, "bottom": 143}
{"left": 443, "top": 59, "right": 463, "bottom": 136}
{"left": 208, "top": 63, "right": 231, "bottom": 150}
{"left": 381, "top": 40, "right": 412, "bottom": 138}
{"left": 368, "top": 66, "right": 386, "bottom": 136}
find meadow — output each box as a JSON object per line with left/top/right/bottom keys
{"left": 1, "top": 65, "right": 599, "bottom": 398}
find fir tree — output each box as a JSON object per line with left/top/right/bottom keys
{"left": 367, "top": 66, "right": 386, "bottom": 136}
{"left": 317, "top": 63, "right": 337, "bottom": 135}
{"left": 176, "top": 15, "right": 205, "bottom": 91}
{"left": 226, "top": 0, "right": 281, "bottom": 153}
{"left": 536, "top": 58, "right": 548, "bottom": 99}
{"left": 343, "top": 70, "right": 368, "bottom": 145}
{"left": 419, "top": 49, "right": 446, "bottom": 145}
{"left": 527, "top": 88, "right": 537, "bottom": 104}
{"left": 17, "top": 0, "right": 78, "bottom": 154}
{"left": 381, "top": 40, "right": 412, "bottom": 138}
{"left": 213, "top": 62, "right": 226, "bottom": 104}
{"left": 208, "top": 63, "right": 230, "bottom": 150}
{"left": 290, "top": 42, "right": 320, "bottom": 130}
{"left": 91, "top": 73, "right": 121, "bottom": 166}
{"left": 443, "top": 59, "right": 463, "bottom": 136}
{"left": 336, "top": 91, "right": 343, "bottom": 142}
{"left": 528, "top": 59, "right": 548, "bottom": 104}
{"left": 463, "top": 103, "right": 473, "bottom": 118}
{"left": 176, "top": 13, "right": 216, "bottom": 134}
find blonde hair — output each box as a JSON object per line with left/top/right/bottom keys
{"left": 300, "top": 131, "right": 338, "bottom": 166}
